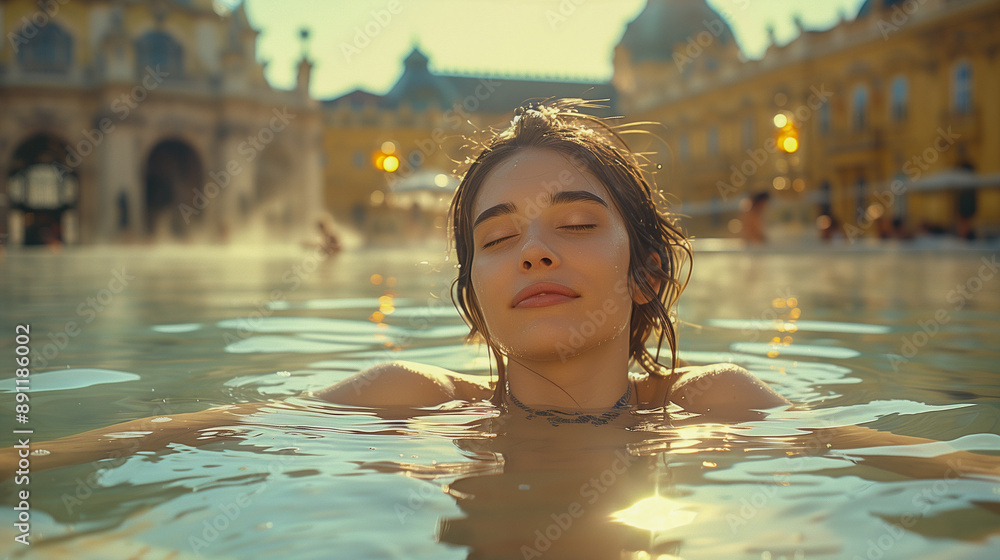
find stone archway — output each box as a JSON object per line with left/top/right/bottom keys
{"left": 6, "top": 133, "right": 79, "bottom": 246}
{"left": 144, "top": 139, "right": 203, "bottom": 239}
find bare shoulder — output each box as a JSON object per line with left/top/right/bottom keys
{"left": 673, "top": 363, "right": 790, "bottom": 419}
{"left": 640, "top": 363, "right": 790, "bottom": 421}
{"left": 312, "top": 361, "right": 492, "bottom": 407}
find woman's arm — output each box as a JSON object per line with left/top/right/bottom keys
{"left": 312, "top": 361, "right": 491, "bottom": 406}
{"left": 0, "top": 402, "right": 266, "bottom": 477}
{"left": 803, "top": 424, "right": 1000, "bottom": 480}
{"left": 1, "top": 363, "right": 489, "bottom": 477}
{"left": 668, "top": 364, "right": 999, "bottom": 480}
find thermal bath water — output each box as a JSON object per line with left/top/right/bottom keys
{"left": 1, "top": 241, "right": 999, "bottom": 559}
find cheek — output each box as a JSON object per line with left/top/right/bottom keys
{"left": 611, "top": 220, "right": 630, "bottom": 254}
{"left": 470, "top": 256, "right": 484, "bottom": 297}
{"left": 470, "top": 257, "right": 498, "bottom": 312}
{"left": 600, "top": 221, "right": 632, "bottom": 271}
{"left": 608, "top": 223, "right": 634, "bottom": 302}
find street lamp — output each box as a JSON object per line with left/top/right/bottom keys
{"left": 374, "top": 141, "right": 399, "bottom": 173}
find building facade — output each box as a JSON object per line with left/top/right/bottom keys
{"left": 322, "top": 46, "right": 616, "bottom": 238}
{"left": 613, "top": 0, "right": 1000, "bottom": 240}
{"left": 0, "top": 0, "right": 323, "bottom": 245}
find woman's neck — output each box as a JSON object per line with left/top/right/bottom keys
{"left": 504, "top": 331, "right": 632, "bottom": 410}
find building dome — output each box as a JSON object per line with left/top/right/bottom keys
{"left": 619, "top": 0, "right": 736, "bottom": 63}
{"left": 384, "top": 46, "right": 458, "bottom": 111}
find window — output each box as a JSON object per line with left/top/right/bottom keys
{"left": 952, "top": 61, "right": 972, "bottom": 115}
{"left": 707, "top": 127, "right": 719, "bottom": 156}
{"left": 819, "top": 102, "right": 831, "bottom": 135}
{"left": 17, "top": 23, "right": 73, "bottom": 73}
{"left": 851, "top": 84, "right": 869, "bottom": 132}
{"left": 118, "top": 192, "right": 130, "bottom": 229}
{"left": 855, "top": 176, "right": 867, "bottom": 223}
{"left": 890, "top": 76, "right": 908, "bottom": 122}
{"left": 678, "top": 134, "right": 690, "bottom": 161}
{"left": 819, "top": 180, "right": 831, "bottom": 216}
{"left": 741, "top": 117, "right": 754, "bottom": 151}
{"left": 135, "top": 31, "right": 183, "bottom": 78}
{"left": 407, "top": 150, "right": 423, "bottom": 170}
{"left": 893, "top": 173, "right": 907, "bottom": 220}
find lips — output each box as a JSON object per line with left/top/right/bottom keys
{"left": 512, "top": 282, "right": 579, "bottom": 309}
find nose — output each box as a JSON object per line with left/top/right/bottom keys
{"left": 520, "top": 226, "right": 559, "bottom": 271}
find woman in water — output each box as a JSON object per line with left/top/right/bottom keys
{"left": 315, "top": 99, "right": 786, "bottom": 421}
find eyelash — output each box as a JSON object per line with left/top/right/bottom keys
{"left": 480, "top": 224, "right": 597, "bottom": 249}
{"left": 482, "top": 236, "right": 511, "bottom": 249}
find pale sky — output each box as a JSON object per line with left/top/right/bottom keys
{"left": 228, "top": 0, "right": 867, "bottom": 100}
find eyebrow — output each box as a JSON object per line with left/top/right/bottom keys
{"left": 473, "top": 190, "right": 608, "bottom": 229}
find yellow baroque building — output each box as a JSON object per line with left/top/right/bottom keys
{"left": 0, "top": 0, "right": 323, "bottom": 245}
{"left": 613, "top": 0, "right": 1000, "bottom": 241}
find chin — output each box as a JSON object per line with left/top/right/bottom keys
{"left": 500, "top": 326, "right": 625, "bottom": 363}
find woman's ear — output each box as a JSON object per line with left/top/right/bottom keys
{"left": 631, "top": 251, "right": 663, "bottom": 304}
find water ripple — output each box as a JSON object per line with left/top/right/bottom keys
{"left": 0, "top": 368, "right": 140, "bottom": 393}
{"left": 708, "top": 318, "right": 891, "bottom": 335}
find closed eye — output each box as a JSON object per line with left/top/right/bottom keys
{"left": 482, "top": 225, "right": 595, "bottom": 248}
{"left": 482, "top": 235, "right": 516, "bottom": 249}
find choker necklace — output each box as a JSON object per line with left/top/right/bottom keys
{"left": 505, "top": 381, "right": 633, "bottom": 426}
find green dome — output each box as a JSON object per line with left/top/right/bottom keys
{"left": 619, "top": 0, "right": 736, "bottom": 63}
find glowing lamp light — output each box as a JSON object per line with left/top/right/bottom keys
{"left": 373, "top": 146, "right": 400, "bottom": 172}
{"left": 381, "top": 155, "right": 399, "bottom": 172}
{"left": 774, "top": 113, "right": 799, "bottom": 153}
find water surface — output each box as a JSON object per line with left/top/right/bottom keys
{"left": 1, "top": 242, "right": 998, "bottom": 559}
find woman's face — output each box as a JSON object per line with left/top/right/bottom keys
{"left": 469, "top": 148, "right": 635, "bottom": 362}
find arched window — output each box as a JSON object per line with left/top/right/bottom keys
{"left": 17, "top": 22, "right": 73, "bottom": 73}
{"left": 890, "top": 75, "right": 908, "bottom": 122}
{"left": 851, "top": 84, "right": 869, "bottom": 132}
{"left": 135, "top": 31, "right": 183, "bottom": 78}
{"left": 707, "top": 126, "right": 719, "bottom": 156}
{"left": 952, "top": 61, "right": 972, "bottom": 115}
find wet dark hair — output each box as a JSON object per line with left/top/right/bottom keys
{"left": 449, "top": 99, "right": 691, "bottom": 406}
